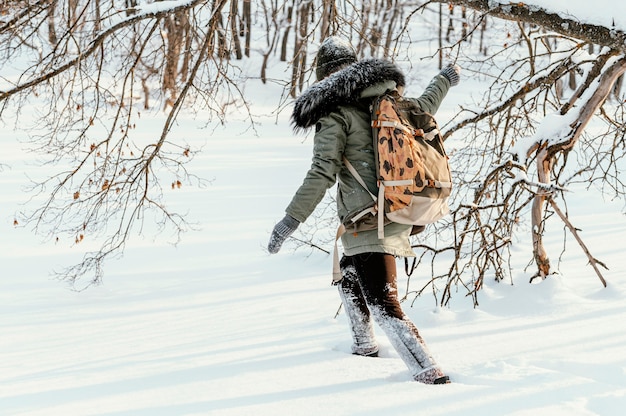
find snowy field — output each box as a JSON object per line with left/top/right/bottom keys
{"left": 2, "top": 76, "right": 626, "bottom": 415}
{"left": 2, "top": 1, "right": 626, "bottom": 415}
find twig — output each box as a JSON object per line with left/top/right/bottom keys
{"left": 288, "top": 236, "right": 331, "bottom": 254}
{"left": 548, "top": 198, "right": 608, "bottom": 287}
{"left": 334, "top": 303, "right": 343, "bottom": 319}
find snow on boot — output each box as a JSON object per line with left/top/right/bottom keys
{"left": 352, "top": 345, "right": 379, "bottom": 357}
{"left": 414, "top": 366, "right": 449, "bottom": 384}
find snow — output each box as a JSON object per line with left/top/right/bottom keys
{"left": 2, "top": 79, "right": 625, "bottom": 415}
{"left": 511, "top": 111, "right": 577, "bottom": 164}
{"left": 510, "top": 0, "right": 626, "bottom": 32}
{"left": 2, "top": 1, "right": 626, "bottom": 415}
{"left": 134, "top": 0, "right": 197, "bottom": 16}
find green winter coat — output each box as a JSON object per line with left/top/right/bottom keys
{"left": 287, "top": 59, "right": 451, "bottom": 257}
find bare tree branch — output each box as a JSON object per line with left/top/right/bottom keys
{"left": 547, "top": 198, "right": 608, "bottom": 287}
{"left": 427, "top": 0, "right": 626, "bottom": 52}
{"left": 0, "top": 0, "right": 207, "bottom": 102}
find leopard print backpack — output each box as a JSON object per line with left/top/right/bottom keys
{"left": 343, "top": 92, "right": 452, "bottom": 239}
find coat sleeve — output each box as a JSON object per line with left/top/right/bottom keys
{"left": 408, "top": 74, "right": 451, "bottom": 115}
{"left": 285, "top": 112, "right": 346, "bottom": 223}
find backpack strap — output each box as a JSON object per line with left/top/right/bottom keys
{"left": 377, "top": 183, "right": 385, "bottom": 239}
{"left": 343, "top": 157, "right": 376, "bottom": 201}
{"left": 372, "top": 119, "right": 440, "bottom": 141}
{"left": 332, "top": 224, "right": 346, "bottom": 285}
{"left": 422, "top": 129, "right": 440, "bottom": 141}
{"left": 344, "top": 156, "right": 393, "bottom": 239}
{"left": 426, "top": 179, "right": 453, "bottom": 188}
{"left": 342, "top": 156, "right": 382, "bottom": 233}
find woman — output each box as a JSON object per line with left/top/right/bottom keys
{"left": 268, "top": 37, "right": 459, "bottom": 384}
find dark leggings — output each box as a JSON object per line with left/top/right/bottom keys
{"left": 339, "top": 252, "right": 404, "bottom": 319}
{"left": 338, "top": 252, "right": 441, "bottom": 378}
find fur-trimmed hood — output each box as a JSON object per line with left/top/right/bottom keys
{"left": 291, "top": 58, "right": 405, "bottom": 129}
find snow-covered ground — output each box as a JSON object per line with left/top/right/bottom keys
{"left": 2, "top": 1, "right": 626, "bottom": 415}
{"left": 2, "top": 79, "right": 625, "bottom": 414}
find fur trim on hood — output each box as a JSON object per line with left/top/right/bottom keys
{"left": 291, "top": 58, "right": 405, "bottom": 129}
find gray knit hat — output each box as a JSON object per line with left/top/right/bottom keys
{"left": 315, "top": 36, "right": 358, "bottom": 81}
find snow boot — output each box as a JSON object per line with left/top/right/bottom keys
{"left": 414, "top": 367, "right": 450, "bottom": 384}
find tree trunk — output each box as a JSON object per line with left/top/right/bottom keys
{"left": 530, "top": 55, "right": 626, "bottom": 278}
{"left": 68, "top": 0, "right": 79, "bottom": 26}
{"left": 280, "top": 3, "right": 294, "bottom": 62}
{"left": 230, "top": 0, "right": 243, "bottom": 59}
{"left": 382, "top": 0, "right": 400, "bottom": 59}
{"left": 290, "top": 1, "right": 310, "bottom": 97}
{"left": 531, "top": 144, "right": 552, "bottom": 280}
{"left": 446, "top": 4, "right": 454, "bottom": 43}
{"left": 93, "top": 0, "right": 101, "bottom": 32}
{"left": 163, "top": 11, "right": 186, "bottom": 103}
{"left": 47, "top": 0, "right": 57, "bottom": 45}
{"left": 438, "top": 3, "right": 443, "bottom": 68}
{"left": 242, "top": 0, "right": 251, "bottom": 57}
{"left": 320, "top": 0, "right": 334, "bottom": 39}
